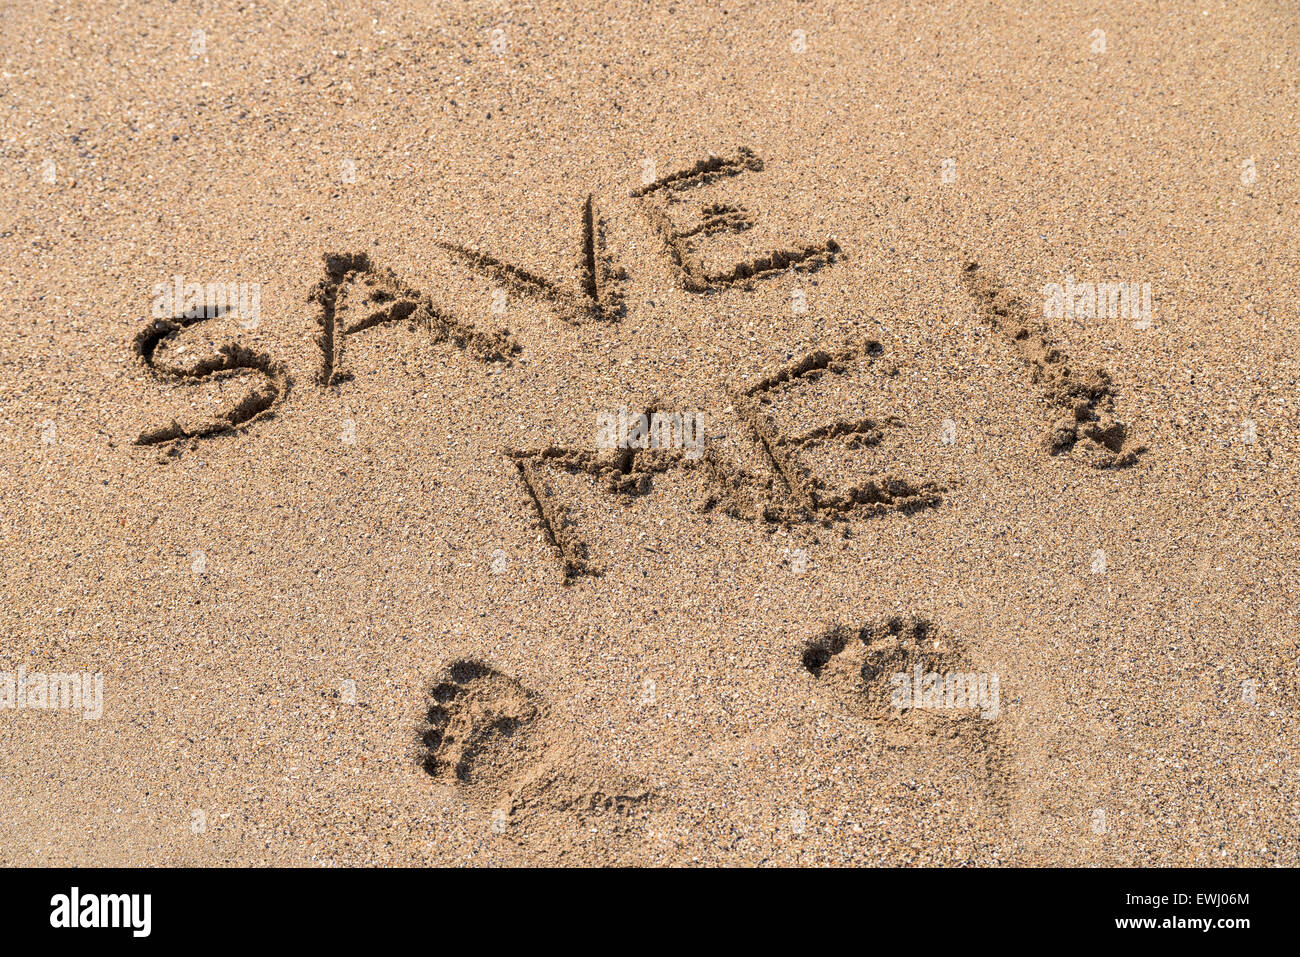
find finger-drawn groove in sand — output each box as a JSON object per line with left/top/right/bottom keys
{"left": 632, "top": 146, "right": 841, "bottom": 292}
{"left": 417, "top": 661, "right": 651, "bottom": 832}
{"left": 703, "top": 340, "right": 945, "bottom": 523}
{"left": 630, "top": 146, "right": 765, "bottom": 197}
{"left": 960, "top": 261, "right": 1143, "bottom": 469}
{"left": 506, "top": 343, "right": 945, "bottom": 582}
{"left": 507, "top": 403, "right": 698, "bottom": 584}
{"left": 436, "top": 193, "right": 627, "bottom": 324}
{"left": 132, "top": 310, "right": 288, "bottom": 451}
{"left": 312, "top": 251, "right": 520, "bottom": 385}
{"left": 507, "top": 449, "right": 598, "bottom": 584}
{"left": 801, "top": 616, "right": 1011, "bottom": 808}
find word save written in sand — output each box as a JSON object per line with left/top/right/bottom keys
{"left": 130, "top": 147, "right": 1141, "bottom": 582}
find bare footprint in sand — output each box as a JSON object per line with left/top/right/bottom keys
{"left": 801, "top": 616, "right": 1011, "bottom": 808}
{"left": 419, "top": 660, "right": 545, "bottom": 791}
{"left": 417, "top": 660, "right": 651, "bottom": 843}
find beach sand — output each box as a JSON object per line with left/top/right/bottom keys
{"left": 0, "top": 0, "right": 1296, "bottom": 865}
